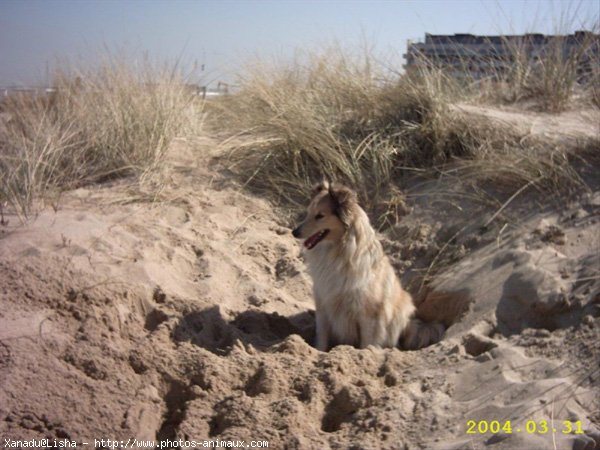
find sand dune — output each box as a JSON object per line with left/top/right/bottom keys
{"left": 1, "top": 127, "right": 598, "bottom": 449}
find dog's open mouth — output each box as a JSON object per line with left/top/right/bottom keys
{"left": 304, "top": 229, "right": 329, "bottom": 250}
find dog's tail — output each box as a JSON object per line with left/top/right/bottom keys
{"left": 400, "top": 318, "right": 445, "bottom": 350}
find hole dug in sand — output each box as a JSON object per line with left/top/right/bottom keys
{"left": 413, "top": 288, "right": 473, "bottom": 329}
{"left": 171, "top": 305, "right": 315, "bottom": 355}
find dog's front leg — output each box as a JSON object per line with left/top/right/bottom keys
{"left": 358, "top": 316, "right": 387, "bottom": 349}
{"left": 315, "top": 312, "right": 331, "bottom": 352}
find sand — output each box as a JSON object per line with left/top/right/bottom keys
{"left": 0, "top": 111, "right": 599, "bottom": 449}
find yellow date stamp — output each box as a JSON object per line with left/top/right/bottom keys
{"left": 466, "top": 419, "right": 584, "bottom": 435}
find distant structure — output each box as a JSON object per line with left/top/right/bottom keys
{"left": 184, "top": 82, "right": 230, "bottom": 99}
{"left": 1, "top": 86, "right": 56, "bottom": 97}
{"left": 404, "top": 31, "right": 599, "bottom": 80}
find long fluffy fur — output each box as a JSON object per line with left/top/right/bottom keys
{"left": 296, "top": 182, "right": 442, "bottom": 351}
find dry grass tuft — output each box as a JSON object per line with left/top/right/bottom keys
{"left": 215, "top": 47, "right": 390, "bottom": 204}
{"left": 215, "top": 47, "right": 472, "bottom": 213}
{"left": 215, "top": 43, "right": 598, "bottom": 226}
{"left": 495, "top": 31, "right": 600, "bottom": 112}
{"left": 0, "top": 55, "right": 203, "bottom": 220}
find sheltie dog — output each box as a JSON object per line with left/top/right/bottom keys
{"left": 292, "top": 181, "right": 443, "bottom": 351}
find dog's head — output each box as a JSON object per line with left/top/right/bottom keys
{"left": 292, "top": 181, "right": 357, "bottom": 250}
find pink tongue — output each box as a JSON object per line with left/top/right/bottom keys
{"left": 304, "top": 233, "right": 320, "bottom": 249}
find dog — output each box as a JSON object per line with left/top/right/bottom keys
{"left": 292, "top": 181, "right": 443, "bottom": 351}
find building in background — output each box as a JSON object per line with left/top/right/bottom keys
{"left": 404, "top": 31, "right": 599, "bottom": 81}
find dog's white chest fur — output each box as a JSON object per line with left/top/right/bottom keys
{"left": 307, "top": 240, "right": 375, "bottom": 306}
{"left": 306, "top": 243, "right": 363, "bottom": 345}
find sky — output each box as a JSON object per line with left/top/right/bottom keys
{"left": 1, "top": 0, "right": 598, "bottom": 87}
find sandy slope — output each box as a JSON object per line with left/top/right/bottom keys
{"left": 1, "top": 126, "right": 599, "bottom": 449}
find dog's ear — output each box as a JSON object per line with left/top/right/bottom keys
{"left": 328, "top": 184, "right": 357, "bottom": 227}
{"left": 311, "top": 180, "right": 330, "bottom": 198}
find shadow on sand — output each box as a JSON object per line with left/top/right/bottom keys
{"left": 171, "top": 305, "right": 315, "bottom": 355}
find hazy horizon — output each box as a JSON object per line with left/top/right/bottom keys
{"left": 1, "top": 0, "right": 598, "bottom": 87}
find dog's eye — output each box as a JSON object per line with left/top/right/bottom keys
{"left": 315, "top": 213, "right": 324, "bottom": 220}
